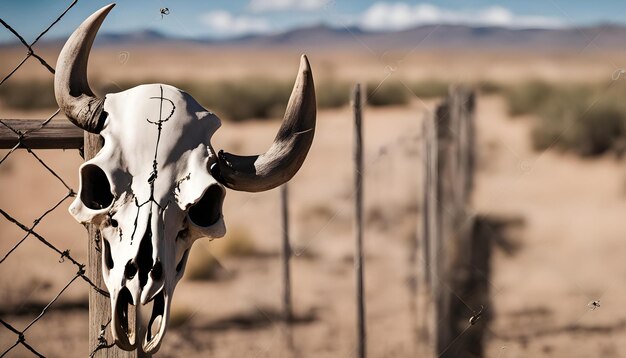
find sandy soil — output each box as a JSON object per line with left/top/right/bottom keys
{"left": 476, "top": 98, "right": 626, "bottom": 358}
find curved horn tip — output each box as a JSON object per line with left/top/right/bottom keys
{"left": 54, "top": 2, "right": 116, "bottom": 133}
{"left": 98, "top": 3, "right": 116, "bottom": 13}
{"left": 84, "top": 3, "right": 116, "bottom": 23}
{"left": 300, "top": 54, "right": 310, "bottom": 66}
{"left": 214, "top": 55, "right": 316, "bottom": 193}
{"left": 299, "top": 54, "right": 312, "bottom": 75}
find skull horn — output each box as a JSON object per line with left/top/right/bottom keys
{"left": 54, "top": 4, "right": 114, "bottom": 133}
{"left": 214, "top": 55, "right": 316, "bottom": 192}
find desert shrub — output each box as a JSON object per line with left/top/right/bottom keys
{"left": 533, "top": 99, "right": 625, "bottom": 156}
{"left": 528, "top": 83, "right": 626, "bottom": 156}
{"left": 0, "top": 77, "right": 412, "bottom": 117}
{"left": 365, "top": 81, "right": 409, "bottom": 106}
{"left": 504, "top": 80, "right": 552, "bottom": 116}
{"left": 185, "top": 244, "right": 221, "bottom": 281}
{"left": 189, "top": 78, "right": 293, "bottom": 121}
{"left": 0, "top": 80, "right": 56, "bottom": 109}
{"left": 316, "top": 80, "right": 351, "bottom": 108}
{"left": 101, "top": 78, "right": 352, "bottom": 119}
{"left": 210, "top": 227, "right": 258, "bottom": 257}
{"left": 168, "top": 304, "right": 194, "bottom": 329}
{"left": 409, "top": 79, "right": 450, "bottom": 99}
{"left": 476, "top": 80, "right": 504, "bottom": 95}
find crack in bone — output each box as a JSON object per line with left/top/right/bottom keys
{"left": 129, "top": 86, "right": 176, "bottom": 244}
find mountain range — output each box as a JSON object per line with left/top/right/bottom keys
{"left": 8, "top": 24, "right": 626, "bottom": 51}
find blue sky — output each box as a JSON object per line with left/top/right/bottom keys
{"left": 1, "top": 0, "right": 625, "bottom": 43}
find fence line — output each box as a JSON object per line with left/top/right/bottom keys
{"left": 0, "top": 1, "right": 128, "bottom": 357}
{"left": 419, "top": 87, "right": 480, "bottom": 357}
{"left": 0, "top": 2, "right": 485, "bottom": 355}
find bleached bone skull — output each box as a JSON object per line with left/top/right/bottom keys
{"left": 54, "top": 4, "right": 315, "bottom": 354}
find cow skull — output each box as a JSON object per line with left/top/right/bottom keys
{"left": 54, "top": 4, "right": 315, "bottom": 354}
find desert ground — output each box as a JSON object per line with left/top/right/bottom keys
{"left": 2, "top": 48, "right": 626, "bottom": 357}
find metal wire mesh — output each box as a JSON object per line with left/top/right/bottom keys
{"left": 0, "top": 2, "right": 482, "bottom": 356}
{"left": 0, "top": 1, "right": 112, "bottom": 356}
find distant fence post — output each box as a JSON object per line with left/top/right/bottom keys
{"left": 86, "top": 133, "right": 136, "bottom": 358}
{"left": 419, "top": 108, "right": 438, "bottom": 356}
{"left": 352, "top": 83, "right": 366, "bottom": 358}
{"left": 419, "top": 87, "right": 477, "bottom": 357}
{"left": 280, "top": 184, "right": 294, "bottom": 353}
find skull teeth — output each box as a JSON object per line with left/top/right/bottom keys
{"left": 112, "top": 287, "right": 168, "bottom": 354}
{"left": 113, "top": 287, "right": 135, "bottom": 350}
{"left": 143, "top": 290, "right": 167, "bottom": 353}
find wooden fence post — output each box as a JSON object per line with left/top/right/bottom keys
{"left": 352, "top": 83, "right": 366, "bottom": 358}
{"left": 280, "top": 184, "right": 294, "bottom": 353}
{"left": 86, "top": 132, "right": 136, "bottom": 358}
{"left": 419, "top": 110, "right": 438, "bottom": 356}
{"left": 440, "top": 87, "right": 477, "bottom": 358}
{"left": 419, "top": 87, "right": 477, "bottom": 357}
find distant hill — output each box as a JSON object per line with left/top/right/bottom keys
{"left": 7, "top": 23, "right": 626, "bottom": 51}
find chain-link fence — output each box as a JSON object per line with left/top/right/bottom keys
{"left": 0, "top": 2, "right": 486, "bottom": 357}
{"left": 0, "top": 1, "right": 114, "bottom": 357}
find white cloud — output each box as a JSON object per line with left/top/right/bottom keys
{"left": 201, "top": 11, "right": 271, "bottom": 36}
{"left": 360, "top": 3, "right": 565, "bottom": 31}
{"left": 248, "top": 0, "right": 328, "bottom": 12}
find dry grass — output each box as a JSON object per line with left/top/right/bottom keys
{"left": 502, "top": 80, "right": 626, "bottom": 156}
{"left": 0, "top": 77, "right": 456, "bottom": 120}
{"left": 209, "top": 227, "right": 259, "bottom": 258}
{"left": 168, "top": 303, "right": 194, "bottom": 329}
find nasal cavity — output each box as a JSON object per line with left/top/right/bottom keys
{"left": 124, "top": 260, "right": 137, "bottom": 280}
{"left": 137, "top": 215, "right": 154, "bottom": 289}
{"left": 151, "top": 260, "right": 163, "bottom": 281}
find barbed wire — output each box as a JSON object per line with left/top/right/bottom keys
{"left": 0, "top": 1, "right": 116, "bottom": 357}
{"left": 0, "top": 2, "right": 484, "bottom": 357}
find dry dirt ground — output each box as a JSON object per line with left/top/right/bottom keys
{"left": 2, "top": 50, "right": 626, "bottom": 357}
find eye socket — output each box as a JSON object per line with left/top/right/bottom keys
{"left": 188, "top": 185, "right": 224, "bottom": 227}
{"left": 80, "top": 164, "right": 114, "bottom": 210}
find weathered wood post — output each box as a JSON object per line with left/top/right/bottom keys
{"left": 86, "top": 132, "right": 137, "bottom": 358}
{"left": 418, "top": 87, "right": 477, "bottom": 357}
{"left": 280, "top": 184, "right": 294, "bottom": 353}
{"left": 439, "top": 87, "right": 477, "bottom": 358}
{"left": 352, "top": 83, "right": 366, "bottom": 358}
{"left": 418, "top": 110, "right": 438, "bottom": 356}
{"left": 422, "top": 87, "right": 476, "bottom": 357}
